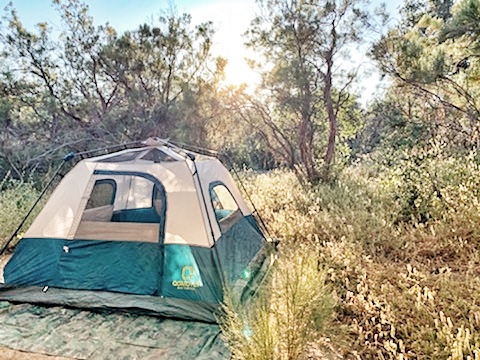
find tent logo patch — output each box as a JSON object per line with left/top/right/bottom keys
{"left": 171, "top": 266, "right": 203, "bottom": 290}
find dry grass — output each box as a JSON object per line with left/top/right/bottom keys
{"left": 228, "top": 148, "right": 480, "bottom": 359}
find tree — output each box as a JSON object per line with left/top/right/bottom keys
{"left": 0, "top": 0, "right": 119, "bottom": 147}
{"left": 100, "top": 10, "right": 217, "bottom": 139}
{"left": 0, "top": 0, "right": 220, "bottom": 179}
{"left": 244, "top": 0, "right": 375, "bottom": 182}
{"left": 371, "top": 0, "right": 480, "bottom": 151}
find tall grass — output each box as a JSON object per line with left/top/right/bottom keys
{"left": 224, "top": 146, "right": 480, "bottom": 359}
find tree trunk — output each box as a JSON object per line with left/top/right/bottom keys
{"left": 299, "top": 81, "right": 319, "bottom": 183}
{"left": 323, "top": 43, "right": 337, "bottom": 181}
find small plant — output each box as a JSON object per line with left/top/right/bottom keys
{"left": 221, "top": 290, "right": 275, "bottom": 360}
{"left": 220, "top": 244, "right": 335, "bottom": 360}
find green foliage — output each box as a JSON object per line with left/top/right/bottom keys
{"left": 0, "top": 0, "right": 221, "bottom": 180}
{"left": 353, "top": 97, "right": 433, "bottom": 159}
{"left": 440, "top": 0, "right": 480, "bottom": 48}
{"left": 221, "top": 245, "right": 335, "bottom": 360}
{"left": 0, "top": 176, "right": 40, "bottom": 250}
{"left": 227, "top": 146, "right": 480, "bottom": 358}
{"left": 371, "top": 0, "right": 480, "bottom": 155}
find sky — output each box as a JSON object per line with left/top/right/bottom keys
{"left": 6, "top": 0, "right": 403, "bottom": 104}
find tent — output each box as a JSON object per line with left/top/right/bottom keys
{"left": 0, "top": 139, "right": 274, "bottom": 323}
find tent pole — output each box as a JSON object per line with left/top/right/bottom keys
{"left": 73, "top": 140, "right": 143, "bottom": 159}
{"left": 222, "top": 155, "right": 272, "bottom": 239}
{"left": 0, "top": 152, "right": 75, "bottom": 255}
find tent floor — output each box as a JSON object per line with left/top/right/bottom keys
{"left": 0, "top": 302, "right": 229, "bottom": 360}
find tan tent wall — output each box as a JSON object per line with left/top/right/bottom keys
{"left": 156, "top": 161, "right": 211, "bottom": 247}
{"left": 24, "top": 146, "right": 247, "bottom": 248}
{"left": 195, "top": 158, "right": 252, "bottom": 242}
{"left": 24, "top": 162, "right": 96, "bottom": 239}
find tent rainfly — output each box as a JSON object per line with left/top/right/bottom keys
{"left": 0, "top": 139, "right": 274, "bottom": 323}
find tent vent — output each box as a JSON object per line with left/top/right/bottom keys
{"left": 141, "top": 149, "right": 177, "bottom": 163}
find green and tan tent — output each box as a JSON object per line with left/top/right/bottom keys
{"left": 0, "top": 139, "right": 274, "bottom": 323}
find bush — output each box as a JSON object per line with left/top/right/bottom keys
{"left": 227, "top": 146, "right": 480, "bottom": 358}
{"left": 221, "top": 244, "right": 335, "bottom": 360}
{"left": 0, "top": 176, "right": 40, "bottom": 251}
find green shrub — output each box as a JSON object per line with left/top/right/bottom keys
{"left": 221, "top": 244, "right": 335, "bottom": 360}
{"left": 0, "top": 176, "right": 40, "bottom": 250}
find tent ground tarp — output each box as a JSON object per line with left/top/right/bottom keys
{"left": 0, "top": 301, "right": 229, "bottom": 360}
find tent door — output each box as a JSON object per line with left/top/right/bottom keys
{"left": 68, "top": 170, "right": 167, "bottom": 295}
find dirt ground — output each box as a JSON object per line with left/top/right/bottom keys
{"left": 0, "top": 253, "right": 10, "bottom": 283}
{"left": 0, "top": 347, "right": 73, "bottom": 360}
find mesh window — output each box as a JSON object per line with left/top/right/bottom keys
{"left": 210, "top": 184, "right": 243, "bottom": 233}
{"left": 76, "top": 173, "right": 166, "bottom": 242}
{"left": 86, "top": 180, "right": 116, "bottom": 209}
{"left": 141, "top": 148, "right": 177, "bottom": 163}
